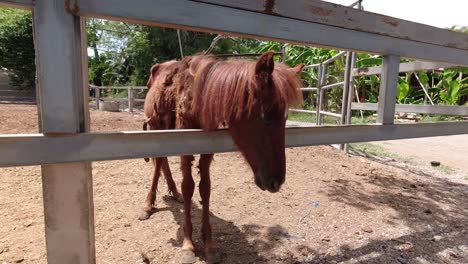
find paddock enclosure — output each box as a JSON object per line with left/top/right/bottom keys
{"left": 0, "top": 0, "right": 468, "bottom": 263}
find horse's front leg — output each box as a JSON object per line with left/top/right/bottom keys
{"left": 199, "top": 154, "right": 220, "bottom": 263}
{"left": 180, "top": 155, "right": 197, "bottom": 263}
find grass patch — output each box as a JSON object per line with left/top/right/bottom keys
{"left": 351, "top": 116, "right": 375, "bottom": 125}
{"left": 433, "top": 164, "right": 456, "bottom": 174}
{"left": 287, "top": 112, "right": 315, "bottom": 123}
{"left": 287, "top": 111, "right": 341, "bottom": 124}
{"left": 348, "top": 142, "right": 413, "bottom": 163}
{"left": 418, "top": 115, "right": 464, "bottom": 123}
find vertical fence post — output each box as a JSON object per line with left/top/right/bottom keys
{"left": 377, "top": 55, "right": 400, "bottom": 125}
{"left": 33, "top": 1, "right": 95, "bottom": 263}
{"left": 341, "top": 52, "right": 352, "bottom": 126}
{"left": 344, "top": 52, "right": 357, "bottom": 152}
{"left": 346, "top": 52, "right": 357, "bottom": 126}
{"left": 340, "top": 52, "right": 352, "bottom": 150}
{"left": 281, "top": 44, "right": 287, "bottom": 63}
{"left": 316, "top": 64, "right": 323, "bottom": 125}
{"left": 95, "top": 86, "right": 100, "bottom": 109}
{"left": 128, "top": 87, "right": 134, "bottom": 112}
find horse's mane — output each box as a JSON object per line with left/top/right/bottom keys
{"left": 180, "top": 54, "right": 303, "bottom": 130}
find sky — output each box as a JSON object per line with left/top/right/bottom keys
{"left": 324, "top": 0, "right": 467, "bottom": 29}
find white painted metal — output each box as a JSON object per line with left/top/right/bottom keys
{"left": 289, "top": 109, "right": 316, "bottom": 114}
{"left": 352, "top": 103, "right": 468, "bottom": 116}
{"left": 2, "top": 121, "right": 468, "bottom": 167}
{"left": 33, "top": 1, "right": 95, "bottom": 263}
{"left": 76, "top": 0, "right": 468, "bottom": 65}
{"left": 377, "top": 55, "right": 400, "bottom": 124}
{"left": 413, "top": 73, "right": 434, "bottom": 105}
{"left": 94, "top": 86, "right": 100, "bottom": 109}
{"left": 320, "top": 111, "right": 342, "bottom": 118}
{"left": 353, "top": 61, "right": 459, "bottom": 76}
{"left": 322, "top": 81, "right": 344, "bottom": 90}
{"left": 300, "top": 87, "right": 318, "bottom": 91}
{"left": 128, "top": 87, "right": 134, "bottom": 112}
{"left": 304, "top": 63, "right": 321, "bottom": 69}
{"left": 316, "top": 64, "right": 325, "bottom": 125}
{"left": 341, "top": 52, "right": 352, "bottom": 125}
{"left": 89, "top": 85, "right": 147, "bottom": 90}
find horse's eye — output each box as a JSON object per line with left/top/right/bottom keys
{"left": 261, "top": 112, "right": 273, "bottom": 126}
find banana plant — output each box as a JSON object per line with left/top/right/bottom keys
{"left": 434, "top": 70, "right": 468, "bottom": 105}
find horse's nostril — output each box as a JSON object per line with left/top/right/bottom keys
{"left": 269, "top": 180, "right": 281, "bottom": 192}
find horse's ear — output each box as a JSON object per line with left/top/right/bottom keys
{"left": 290, "top": 63, "right": 305, "bottom": 75}
{"left": 146, "top": 64, "right": 161, "bottom": 89}
{"left": 255, "top": 51, "right": 275, "bottom": 76}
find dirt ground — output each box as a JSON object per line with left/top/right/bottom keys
{"left": 373, "top": 136, "right": 468, "bottom": 172}
{"left": 1, "top": 104, "right": 467, "bottom": 264}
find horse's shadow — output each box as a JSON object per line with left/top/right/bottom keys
{"left": 159, "top": 196, "right": 293, "bottom": 264}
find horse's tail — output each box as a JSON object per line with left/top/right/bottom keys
{"left": 143, "top": 120, "right": 150, "bottom": 162}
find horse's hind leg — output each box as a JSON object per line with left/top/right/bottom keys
{"left": 139, "top": 157, "right": 163, "bottom": 220}
{"left": 161, "top": 157, "right": 183, "bottom": 203}
{"left": 180, "top": 155, "right": 198, "bottom": 263}
{"left": 199, "top": 154, "right": 220, "bottom": 263}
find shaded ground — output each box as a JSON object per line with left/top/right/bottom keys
{"left": 0, "top": 104, "right": 467, "bottom": 264}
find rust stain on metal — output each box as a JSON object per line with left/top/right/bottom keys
{"left": 307, "top": 5, "right": 333, "bottom": 16}
{"left": 64, "top": 0, "right": 79, "bottom": 15}
{"left": 355, "top": 67, "right": 369, "bottom": 74}
{"left": 382, "top": 18, "right": 399, "bottom": 27}
{"left": 263, "top": 0, "right": 276, "bottom": 14}
{"left": 447, "top": 43, "right": 458, "bottom": 48}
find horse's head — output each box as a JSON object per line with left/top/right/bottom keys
{"left": 228, "top": 51, "right": 304, "bottom": 193}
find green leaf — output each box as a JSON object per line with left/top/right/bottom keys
{"left": 397, "top": 78, "right": 410, "bottom": 103}
{"left": 417, "top": 72, "right": 429, "bottom": 87}
{"left": 448, "top": 80, "right": 460, "bottom": 103}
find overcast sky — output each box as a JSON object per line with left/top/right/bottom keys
{"left": 324, "top": 0, "right": 467, "bottom": 28}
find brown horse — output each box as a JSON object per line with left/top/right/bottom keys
{"left": 140, "top": 59, "right": 184, "bottom": 220}
{"left": 142, "top": 51, "right": 304, "bottom": 263}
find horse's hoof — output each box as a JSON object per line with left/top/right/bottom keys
{"left": 205, "top": 252, "right": 221, "bottom": 264}
{"left": 138, "top": 209, "right": 154, "bottom": 221}
{"left": 181, "top": 250, "right": 197, "bottom": 264}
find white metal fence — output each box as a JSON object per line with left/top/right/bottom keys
{"left": 1, "top": 0, "right": 468, "bottom": 263}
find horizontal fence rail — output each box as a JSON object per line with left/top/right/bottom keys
{"left": 1, "top": 121, "right": 468, "bottom": 167}
{"left": 195, "top": 0, "right": 468, "bottom": 51}
{"left": 352, "top": 103, "right": 468, "bottom": 116}
{"left": 353, "top": 61, "right": 461, "bottom": 76}
{"left": 73, "top": 0, "right": 468, "bottom": 65}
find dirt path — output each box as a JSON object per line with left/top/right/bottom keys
{"left": 1, "top": 104, "right": 467, "bottom": 264}
{"left": 373, "top": 135, "right": 468, "bottom": 173}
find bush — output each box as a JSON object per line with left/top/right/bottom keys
{"left": 0, "top": 8, "right": 35, "bottom": 90}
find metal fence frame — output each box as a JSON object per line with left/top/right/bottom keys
{"left": 1, "top": 0, "right": 468, "bottom": 263}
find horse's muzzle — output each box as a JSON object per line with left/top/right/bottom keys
{"left": 254, "top": 171, "right": 283, "bottom": 193}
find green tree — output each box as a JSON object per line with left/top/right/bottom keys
{"left": 0, "top": 8, "right": 35, "bottom": 90}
